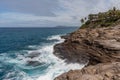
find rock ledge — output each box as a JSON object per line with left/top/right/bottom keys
{"left": 54, "top": 26, "right": 120, "bottom": 80}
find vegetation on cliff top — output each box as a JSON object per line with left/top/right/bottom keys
{"left": 80, "top": 7, "right": 120, "bottom": 28}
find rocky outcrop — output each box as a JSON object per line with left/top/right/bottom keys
{"left": 55, "top": 62, "right": 120, "bottom": 80}
{"left": 54, "top": 26, "right": 120, "bottom": 65}
{"left": 54, "top": 25, "right": 120, "bottom": 80}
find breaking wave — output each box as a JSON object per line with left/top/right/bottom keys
{"left": 0, "top": 35, "right": 85, "bottom": 80}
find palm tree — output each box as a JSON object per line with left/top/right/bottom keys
{"left": 80, "top": 18, "right": 84, "bottom": 23}
{"left": 113, "top": 7, "right": 116, "bottom": 11}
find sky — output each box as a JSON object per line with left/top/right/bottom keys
{"left": 0, "top": 0, "right": 120, "bottom": 27}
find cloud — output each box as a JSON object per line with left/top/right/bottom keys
{"left": 1, "top": 0, "right": 120, "bottom": 27}
{"left": 110, "top": 0, "right": 120, "bottom": 8}
{"left": 0, "top": 12, "right": 78, "bottom": 27}
{"left": 0, "top": 0, "right": 58, "bottom": 16}
{"left": 56, "top": 0, "right": 111, "bottom": 17}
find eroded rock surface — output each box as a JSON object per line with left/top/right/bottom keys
{"left": 54, "top": 26, "right": 120, "bottom": 80}
{"left": 54, "top": 26, "right": 120, "bottom": 65}
{"left": 55, "top": 62, "right": 120, "bottom": 80}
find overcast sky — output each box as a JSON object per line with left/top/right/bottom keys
{"left": 0, "top": 0, "right": 120, "bottom": 27}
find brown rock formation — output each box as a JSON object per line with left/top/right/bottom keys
{"left": 54, "top": 25, "right": 120, "bottom": 80}
{"left": 55, "top": 62, "right": 120, "bottom": 80}
{"left": 54, "top": 26, "right": 120, "bottom": 65}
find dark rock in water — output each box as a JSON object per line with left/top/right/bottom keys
{"left": 27, "top": 51, "right": 41, "bottom": 58}
{"left": 26, "top": 60, "right": 43, "bottom": 66}
{"left": 26, "top": 51, "right": 43, "bottom": 66}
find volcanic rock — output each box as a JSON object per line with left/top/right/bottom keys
{"left": 55, "top": 62, "right": 120, "bottom": 80}
{"left": 54, "top": 26, "right": 120, "bottom": 80}
{"left": 54, "top": 26, "right": 120, "bottom": 65}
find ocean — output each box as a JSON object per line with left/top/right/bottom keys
{"left": 0, "top": 27, "right": 84, "bottom": 80}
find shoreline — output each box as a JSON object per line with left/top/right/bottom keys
{"left": 53, "top": 26, "right": 120, "bottom": 80}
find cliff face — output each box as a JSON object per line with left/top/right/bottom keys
{"left": 54, "top": 25, "right": 120, "bottom": 80}
{"left": 54, "top": 8, "right": 120, "bottom": 80}
{"left": 54, "top": 26, "right": 120, "bottom": 65}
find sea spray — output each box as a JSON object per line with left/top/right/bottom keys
{"left": 35, "top": 35, "right": 85, "bottom": 80}
{"left": 0, "top": 35, "right": 85, "bottom": 80}
{"left": 0, "top": 27, "right": 82, "bottom": 80}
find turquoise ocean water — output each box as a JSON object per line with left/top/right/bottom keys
{"left": 0, "top": 27, "right": 84, "bottom": 80}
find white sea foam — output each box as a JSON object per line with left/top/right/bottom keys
{"left": 28, "top": 45, "right": 38, "bottom": 49}
{"left": 35, "top": 35, "right": 85, "bottom": 80}
{"left": 47, "top": 35, "right": 63, "bottom": 41}
{"left": 2, "top": 34, "right": 85, "bottom": 80}
{"left": 3, "top": 71, "right": 33, "bottom": 80}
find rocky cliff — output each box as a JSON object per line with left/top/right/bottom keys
{"left": 54, "top": 20, "right": 120, "bottom": 80}
{"left": 54, "top": 25, "right": 120, "bottom": 80}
